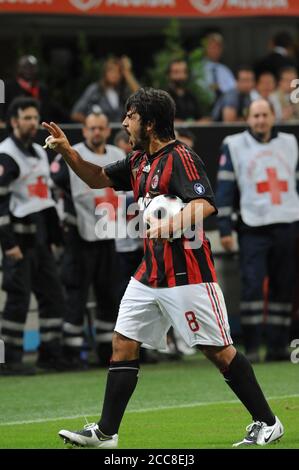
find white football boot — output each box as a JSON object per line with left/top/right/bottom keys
{"left": 59, "top": 422, "right": 118, "bottom": 448}
{"left": 233, "top": 416, "right": 284, "bottom": 447}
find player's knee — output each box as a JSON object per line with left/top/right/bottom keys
{"left": 200, "top": 345, "right": 236, "bottom": 371}
{"left": 111, "top": 332, "right": 140, "bottom": 361}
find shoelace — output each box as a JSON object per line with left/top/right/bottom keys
{"left": 83, "top": 422, "right": 97, "bottom": 431}
{"left": 246, "top": 421, "right": 261, "bottom": 432}
{"left": 245, "top": 421, "right": 266, "bottom": 439}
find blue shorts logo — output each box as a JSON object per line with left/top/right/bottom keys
{"left": 194, "top": 182, "right": 205, "bottom": 195}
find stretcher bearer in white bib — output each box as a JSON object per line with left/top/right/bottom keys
{"left": 0, "top": 97, "right": 65, "bottom": 375}
{"left": 51, "top": 112, "right": 126, "bottom": 368}
{"left": 216, "top": 99, "right": 299, "bottom": 363}
{"left": 43, "top": 89, "right": 284, "bottom": 448}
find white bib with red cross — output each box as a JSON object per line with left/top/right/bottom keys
{"left": 225, "top": 130, "right": 299, "bottom": 226}
{"left": 69, "top": 142, "right": 125, "bottom": 241}
{"left": 0, "top": 137, "right": 54, "bottom": 217}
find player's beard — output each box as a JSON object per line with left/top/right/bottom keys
{"left": 132, "top": 123, "right": 150, "bottom": 151}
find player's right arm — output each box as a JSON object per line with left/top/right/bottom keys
{"left": 42, "top": 122, "right": 113, "bottom": 189}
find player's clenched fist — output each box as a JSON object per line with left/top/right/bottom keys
{"left": 42, "top": 121, "right": 71, "bottom": 155}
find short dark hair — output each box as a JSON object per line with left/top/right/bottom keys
{"left": 278, "top": 66, "right": 297, "bottom": 81}
{"left": 167, "top": 58, "right": 187, "bottom": 76}
{"left": 7, "top": 96, "right": 40, "bottom": 122}
{"left": 125, "top": 88, "right": 176, "bottom": 141}
{"left": 256, "top": 70, "right": 276, "bottom": 83}
{"left": 205, "top": 32, "right": 223, "bottom": 44}
{"left": 236, "top": 65, "right": 255, "bottom": 78}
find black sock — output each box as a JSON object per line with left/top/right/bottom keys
{"left": 98, "top": 359, "right": 139, "bottom": 435}
{"left": 223, "top": 352, "right": 275, "bottom": 426}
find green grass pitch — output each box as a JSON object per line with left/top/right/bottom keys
{"left": 0, "top": 354, "right": 298, "bottom": 449}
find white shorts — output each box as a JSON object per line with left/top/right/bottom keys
{"left": 115, "top": 277, "right": 233, "bottom": 350}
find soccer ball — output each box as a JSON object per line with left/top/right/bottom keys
{"left": 143, "top": 194, "right": 185, "bottom": 236}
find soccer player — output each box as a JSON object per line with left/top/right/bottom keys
{"left": 43, "top": 88, "right": 283, "bottom": 448}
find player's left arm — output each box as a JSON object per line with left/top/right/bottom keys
{"left": 169, "top": 145, "right": 217, "bottom": 210}
{"left": 172, "top": 197, "right": 215, "bottom": 233}
{"left": 147, "top": 198, "right": 214, "bottom": 240}
{"left": 147, "top": 147, "right": 216, "bottom": 240}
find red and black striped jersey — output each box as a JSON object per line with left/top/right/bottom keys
{"left": 105, "top": 140, "right": 218, "bottom": 287}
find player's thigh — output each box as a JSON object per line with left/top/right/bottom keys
{"left": 115, "top": 277, "right": 170, "bottom": 350}
{"left": 158, "top": 282, "right": 232, "bottom": 347}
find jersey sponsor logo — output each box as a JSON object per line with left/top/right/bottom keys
{"left": 151, "top": 174, "right": 159, "bottom": 189}
{"left": 194, "top": 182, "right": 206, "bottom": 196}
{"left": 0, "top": 164, "right": 4, "bottom": 176}
{"left": 189, "top": 0, "right": 224, "bottom": 14}
{"left": 69, "top": 0, "right": 102, "bottom": 11}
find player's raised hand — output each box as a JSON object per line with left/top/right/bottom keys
{"left": 42, "top": 121, "right": 71, "bottom": 155}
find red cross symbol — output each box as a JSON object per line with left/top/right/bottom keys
{"left": 94, "top": 188, "right": 120, "bottom": 221}
{"left": 256, "top": 168, "right": 288, "bottom": 205}
{"left": 28, "top": 176, "right": 48, "bottom": 199}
